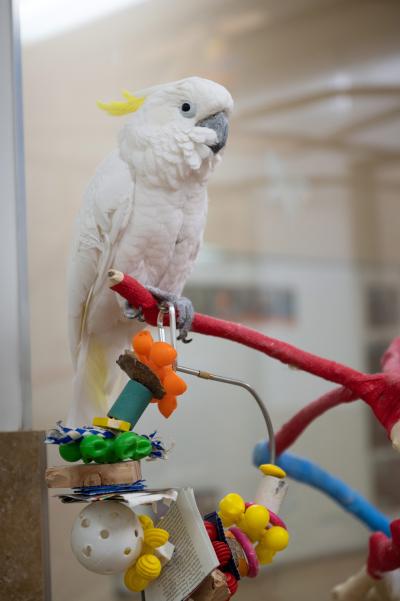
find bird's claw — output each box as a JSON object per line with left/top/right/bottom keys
{"left": 173, "top": 295, "right": 194, "bottom": 342}
{"left": 123, "top": 301, "right": 145, "bottom": 322}
{"left": 178, "top": 333, "right": 193, "bottom": 344}
{"left": 146, "top": 287, "right": 194, "bottom": 341}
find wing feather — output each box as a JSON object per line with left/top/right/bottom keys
{"left": 67, "top": 149, "right": 134, "bottom": 367}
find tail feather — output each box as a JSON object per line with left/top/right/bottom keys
{"left": 85, "top": 336, "right": 109, "bottom": 415}
{"left": 66, "top": 323, "right": 139, "bottom": 427}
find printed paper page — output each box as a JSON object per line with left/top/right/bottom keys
{"left": 146, "top": 488, "right": 219, "bottom": 601}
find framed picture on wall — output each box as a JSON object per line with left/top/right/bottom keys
{"left": 184, "top": 284, "right": 297, "bottom": 324}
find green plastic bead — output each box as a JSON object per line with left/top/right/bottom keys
{"left": 80, "top": 435, "right": 115, "bottom": 464}
{"left": 59, "top": 442, "right": 82, "bottom": 462}
{"left": 135, "top": 436, "right": 152, "bottom": 460}
{"left": 114, "top": 432, "right": 152, "bottom": 461}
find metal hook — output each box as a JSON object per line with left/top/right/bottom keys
{"left": 155, "top": 302, "right": 276, "bottom": 464}
{"left": 157, "top": 303, "right": 177, "bottom": 349}
{"left": 177, "top": 365, "right": 276, "bottom": 465}
{"left": 157, "top": 302, "right": 177, "bottom": 369}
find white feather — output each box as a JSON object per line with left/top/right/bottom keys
{"left": 67, "top": 77, "right": 233, "bottom": 425}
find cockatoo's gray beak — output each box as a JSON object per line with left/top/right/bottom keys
{"left": 197, "top": 111, "right": 229, "bottom": 153}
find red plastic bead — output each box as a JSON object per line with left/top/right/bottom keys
{"left": 212, "top": 541, "right": 231, "bottom": 568}
{"left": 225, "top": 572, "right": 238, "bottom": 596}
{"left": 204, "top": 520, "right": 218, "bottom": 541}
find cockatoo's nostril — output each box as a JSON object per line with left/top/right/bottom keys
{"left": 197, "top": 111, "right": 229, "bottom": 153}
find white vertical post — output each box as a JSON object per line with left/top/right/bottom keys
{"left": 0, "top": 0, "right": 31, "bottom": 430}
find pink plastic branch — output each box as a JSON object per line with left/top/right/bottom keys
{"left": 109, "top": 274, "right": 400, "bottom": 441}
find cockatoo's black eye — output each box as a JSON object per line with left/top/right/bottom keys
{"left": 180, "top": 101, "right": 197, "bottom": 118}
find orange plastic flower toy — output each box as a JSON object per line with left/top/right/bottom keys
{"left": 132, "top": 330, "right": 187, "bottom": 418}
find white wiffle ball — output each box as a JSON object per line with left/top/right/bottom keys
{"left": 71, "top": 501, "right": 144, "bottom": 574}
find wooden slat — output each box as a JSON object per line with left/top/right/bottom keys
{"left": 46, "top": 460, "right": 142, "bottom": 488}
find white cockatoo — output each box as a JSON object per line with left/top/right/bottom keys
{"left": 67, "top": 76, "right": 233, "bottom": 426}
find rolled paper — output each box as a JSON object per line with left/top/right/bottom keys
{"left": 108, "top": 380, "right": 153, "bottom": 425}
{"left": 254, "top": 475, "right": 288, "bottom": 514}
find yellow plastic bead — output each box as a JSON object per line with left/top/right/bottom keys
{"left": 92, "top": 416, "right": 131, "bottom": 432}
{"left": 136, "top": 554, "right": 162, "bottom": 580}
{"left": 259, "top": 464, "right": 286, "bottom": 479}
{"left": 143, "top": 527, "right": 169, "bottom": 549}
{"left": 218, "top": 493, "right": 245, "bottom": 526}
{"left": 235, "top": 513, "right": 248, "bottom": 531}
{"left": 139, "top": 515, "right": 154, "bottom": 530}
{"left": 261, "top": 526, "right": 289, "bottom": 552}
{"left": 124, "top": 566, "right": 148, "bottom": 592}
{"left": 256, "top": 545, "right": 275, "bottom": 565}
{"left": 244, "top": 505, "right": 270, "bottom": 532}
{"left": 240, "top": 505, "right": 270, "bottom": 542}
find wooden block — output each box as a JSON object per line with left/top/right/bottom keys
{"left": 45, "top": 460, "right": 142, "bottom": 488}
{"left": 187, "top": 570, "right": 230, "bottom": 601}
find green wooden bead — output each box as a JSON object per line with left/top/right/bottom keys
{"left": 59, "top": 441, "right": 82, "bottom": 462}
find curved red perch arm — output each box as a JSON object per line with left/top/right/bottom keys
{"left": 368, "top": 519, "right": 400, "bottom": 578}
{"left": 275, "top": 386, "right": 357, "bottom": 456}
{"left": 275, "top": 337, "right": 400, "bottom": 455}
{"left": 109, "top": 273, "right": 400, "bottom": 443}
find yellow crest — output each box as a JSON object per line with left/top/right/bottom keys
{"left": 97, "top": 90, "right": 145, "bottom": 116}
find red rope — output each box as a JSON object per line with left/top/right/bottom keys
{"left": 110, "top": 274, "right": 400, "bottom": 439}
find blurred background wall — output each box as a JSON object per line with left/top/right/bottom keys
{"left": 20, "top": 0, "right": 400, "bottom": 598}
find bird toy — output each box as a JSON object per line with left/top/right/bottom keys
{"left": 46, "top": 297, "right": 289, "bottom": 599}
{"left": 108, "top": 273, "right": 400, "bottom": 600}
{"left": 47, "top": 76, "right": 400, "bottom": 600}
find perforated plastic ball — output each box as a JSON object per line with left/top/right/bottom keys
{"left": 71, "top": 501, "right": 144, "bottom": 574}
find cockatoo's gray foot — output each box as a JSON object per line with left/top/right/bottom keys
{"left": 175, "top": 296, "right": 194, "bottom": 343}
{"left": 123, "top": 301, "right": 146, "bottom": 322}
{"left": 147, "top": 287, "right": 194, "bottom": 343}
